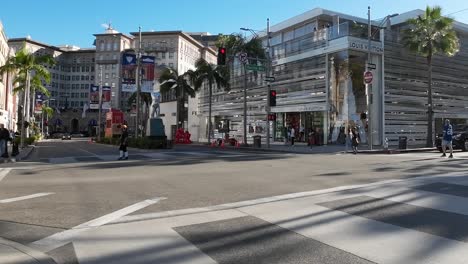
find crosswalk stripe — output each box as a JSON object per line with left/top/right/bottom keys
{"left": 0, "top": 168, "right": 11, "bottom": 182}
{"left": 30, "top": 197, "right": 167, "bottom": 252}
{"left": 0, "top": 192, "right": 54, "bottom": 203}
{"left": 239, "top": 199, "right": 468, "bottom": 264}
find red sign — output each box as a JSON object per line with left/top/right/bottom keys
{"left": 364, "top": 71, "right": 373, "bottom": 84}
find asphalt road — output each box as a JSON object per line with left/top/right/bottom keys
{"left": 1, "top": 139, "right": 468, "bottom": 263}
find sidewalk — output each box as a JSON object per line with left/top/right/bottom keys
{"left": 189, "top": 140, "right": 436, "bottom": 155}
{"left": 0, "top": 144, "right": 35, "bottom": 163}
{"left": 0, "top": 237, "right": 56, "bottom": 264}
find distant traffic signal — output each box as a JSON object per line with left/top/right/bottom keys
{"left": 269, "top": 90, "right": 277, "bottom": 107}
{"left": 217, "top": 47, "right": 226, "bottom": 65}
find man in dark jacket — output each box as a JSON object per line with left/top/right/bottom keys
{"left": 0, "top": 125, "right": 10, "bottom": 158}
{"left": 118, "top": 125, "right": 129, "bottom": 160}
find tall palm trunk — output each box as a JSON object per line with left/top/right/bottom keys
{"left": 207, "top": 81, "right": 213, "bottom": 144}
{"left": 427, "top": 55, "right": 434, "bottom": 147}
{"left": 21, "top": 72, "right": 31, "bottom": 147}
{"left": 176, "top": 88, "right": 181, "bottom": 129}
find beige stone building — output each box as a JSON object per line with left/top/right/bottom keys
{"left": 7, "top": 26, "right": 217, "bottom": 140}
{"left": 0, "top": 21, "right": 17, "bottom": 130}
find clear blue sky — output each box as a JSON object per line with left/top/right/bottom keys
{"left": 1, "top": 0, "right": 467, "bottom": 48}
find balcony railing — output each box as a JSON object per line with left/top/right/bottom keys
{"left": 271, "top": 22, "right": 381, "bottom": 60}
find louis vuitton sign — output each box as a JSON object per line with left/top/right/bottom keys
{"left": 349, "top": 41, "right": 383, "bottom": 54}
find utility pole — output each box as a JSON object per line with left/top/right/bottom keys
{"left": 266, "top": 18, "right": 272, "bottom": 148}
{"left": 367, "top": 6, "right": 373, "bottom": 150}
{"left": 135, "top": 26, "right": 142, "bottom": 138}
{"left": 97, "top": 65, "right": 103, "bottom": 141}
{"left": 243, "top": 63, "right": 248, "bottom": 146}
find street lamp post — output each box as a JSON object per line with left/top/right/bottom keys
{"left": 97, "top": 65, "right": 103, "bottom": 141}
{"left": 41, "top": 98, "right": 55, "bottom": 138}
{"left": 240, "top": 21, "right": 273, "bottom": 148}
{"left": 135, "top": 26, "right": 142, "bottom": 138}
{"left": 366, "top": 11, "right": 398, "bottom": 149}
{"left": 367, "top": 6, "right": 373, "bottom": 150}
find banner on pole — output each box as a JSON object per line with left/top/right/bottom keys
{"left": 34, "top": 92, "right": 44, "bottom": 114}
{"left": 89, "top": 85, "right": 100, "bottom": 109}
{"left": 121, "top": 53, "right": 155, "bottom": 93}
{"left": 102, "top": 86, "right": 111, "bottom": 109}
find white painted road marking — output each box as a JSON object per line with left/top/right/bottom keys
{"left": 0, "top": 193, "right": 54, "bottom": 203}
{"left": 30, "top": 196, "right": 167, "bottom": 252}
{"left": 0, "top": 168, "right": 11, "bottom": 182}
{"left": 113, "top": 171, "right": 468, "bottom": 225}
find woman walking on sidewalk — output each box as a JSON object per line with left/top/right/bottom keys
{"left": 350, "top": 127, "right": 360, "bottom": 154}
{"left": 118, "top": 125, "right": 129, "bottom": 160}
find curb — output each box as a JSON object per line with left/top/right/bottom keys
{"left": 182, "top": 143, "right": 437, "bottom": 155}
{"left": 0, "top": 237, "right": 57, "bottom": 264}
{"left": 16, "top": 145, "right": 36, "bottom": 161}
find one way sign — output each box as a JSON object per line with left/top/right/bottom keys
{"left": 265, "top": 76, "right": 275, "bottom": 82}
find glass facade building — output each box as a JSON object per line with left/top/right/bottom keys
{"left": 200, "top": 8, "right": 468, "bottom": 147}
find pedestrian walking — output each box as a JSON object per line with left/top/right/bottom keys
{"left": 441, "top": 119, "right": 454, "bottom": 158}
{"left": 118, "top": 125, "right": 129, "bottom": 160}
{"left": 0, "top": 125, "right": 8, "bottom": 158}
{"left": 290, "top": 126, "right": 296, "bottom": 146}
{"left": 350, "top": 127, "right": 360, "bottom": 154}
{"left": 300, "top": 125, "right": 305, "bottom": 142}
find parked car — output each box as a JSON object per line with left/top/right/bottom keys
{"left": 436, "top": 124, "right": 468, "bottom": 152}
{"left": 51, "top": 132, "right": 63, "bottom": 139}
{"left": 62, "top": 133, "right": 72, "bottom": 140}
{"left": 71, "top": 133, "right": 84, "bottom": 138}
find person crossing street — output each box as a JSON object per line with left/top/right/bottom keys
{"left": 118, "top": 125, "right": 129, "bottom": 160}
{"left": 441, "top": 119, "right": 454, "bottom": 158}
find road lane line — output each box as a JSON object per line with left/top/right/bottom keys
{"left": 0, "top": 192, "right": 54, "bottom": 203}
{"left": 76, "top": 147, "right": 100, "bottom": 157}
{"left": 0, "top": 168, "right": 11, "bottom": 182}
{"left": 30, "top": 196, "right": 167, "bottom": 252}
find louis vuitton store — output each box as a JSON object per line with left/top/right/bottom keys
{"left": 202, "top": 8, "right": 468, "bottom": 147}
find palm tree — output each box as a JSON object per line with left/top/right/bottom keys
{"left": 216, "top": 34, "right": 266, "bottom": 145}
{"left": 193, "top": 58, "right": 229, "bottom": 144}
{"left": 159, "top": 68, "right": 198, "bottom": 130}
{"left": 402, "top": 6, "right": 459, "bottom": 147}
{"left": 0, "top": 43, "right": 55, "bottom": 148}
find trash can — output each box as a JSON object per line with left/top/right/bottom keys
{"left": 253, "top": 135, "right": 262, "bottom": 148}
{"left": 398, "top": 136, "right": 407, "bottom": 149}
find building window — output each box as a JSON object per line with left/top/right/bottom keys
{"left": 169, "top": 63, "right": 174, "bottom": 68}
{"left": 112, "top": 73, "right": 116, "bottom": 78}
{"left": 162, "top": 52, "right": 166, "bottom": 59}
{"left": 111, "top": 82, "right": 116, "bottom": 87}
{"left": 105, "top": 73, "right": 109, "bottom": 79}
{"left": 100, "top": 41, "right": 105, "bottom": 51}
{"left": 113, "top": 42, "right": 118, "bottom": 50}
{"left": 112, "top": 64, "right": 116, "bottom": 69}
{"left": 106, "top": 42, "right": 111, "bottom": 51}
{"left": 169, "top": 52, "right": 174, "bottom": 59}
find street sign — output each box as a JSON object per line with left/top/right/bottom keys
{"left": 238, "top": 52, "right": 248, "bottom": 64}
{"left": 246, "top": 64, "right": 266, "bottom": 72}
{"left": 364, "top": 71, "right": 373, "bottom": 84}
{"left": 265, "top": 76, "right": 275, "bottom": 82}
{"left": 366, "top": 63, "right": 376, "bottom": 70}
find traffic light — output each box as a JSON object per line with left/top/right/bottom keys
{"left": 269, "top": 90, "right": 277, "bottom": 107}
{"left": 217, "top": 47, "right": 226, "bottom": 65}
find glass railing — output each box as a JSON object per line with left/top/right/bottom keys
{"left": 271, "top": 22, "right": 381, "bottom": 60}
{"left": 328, "top": 22, "right": 381, "bottom": 41}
